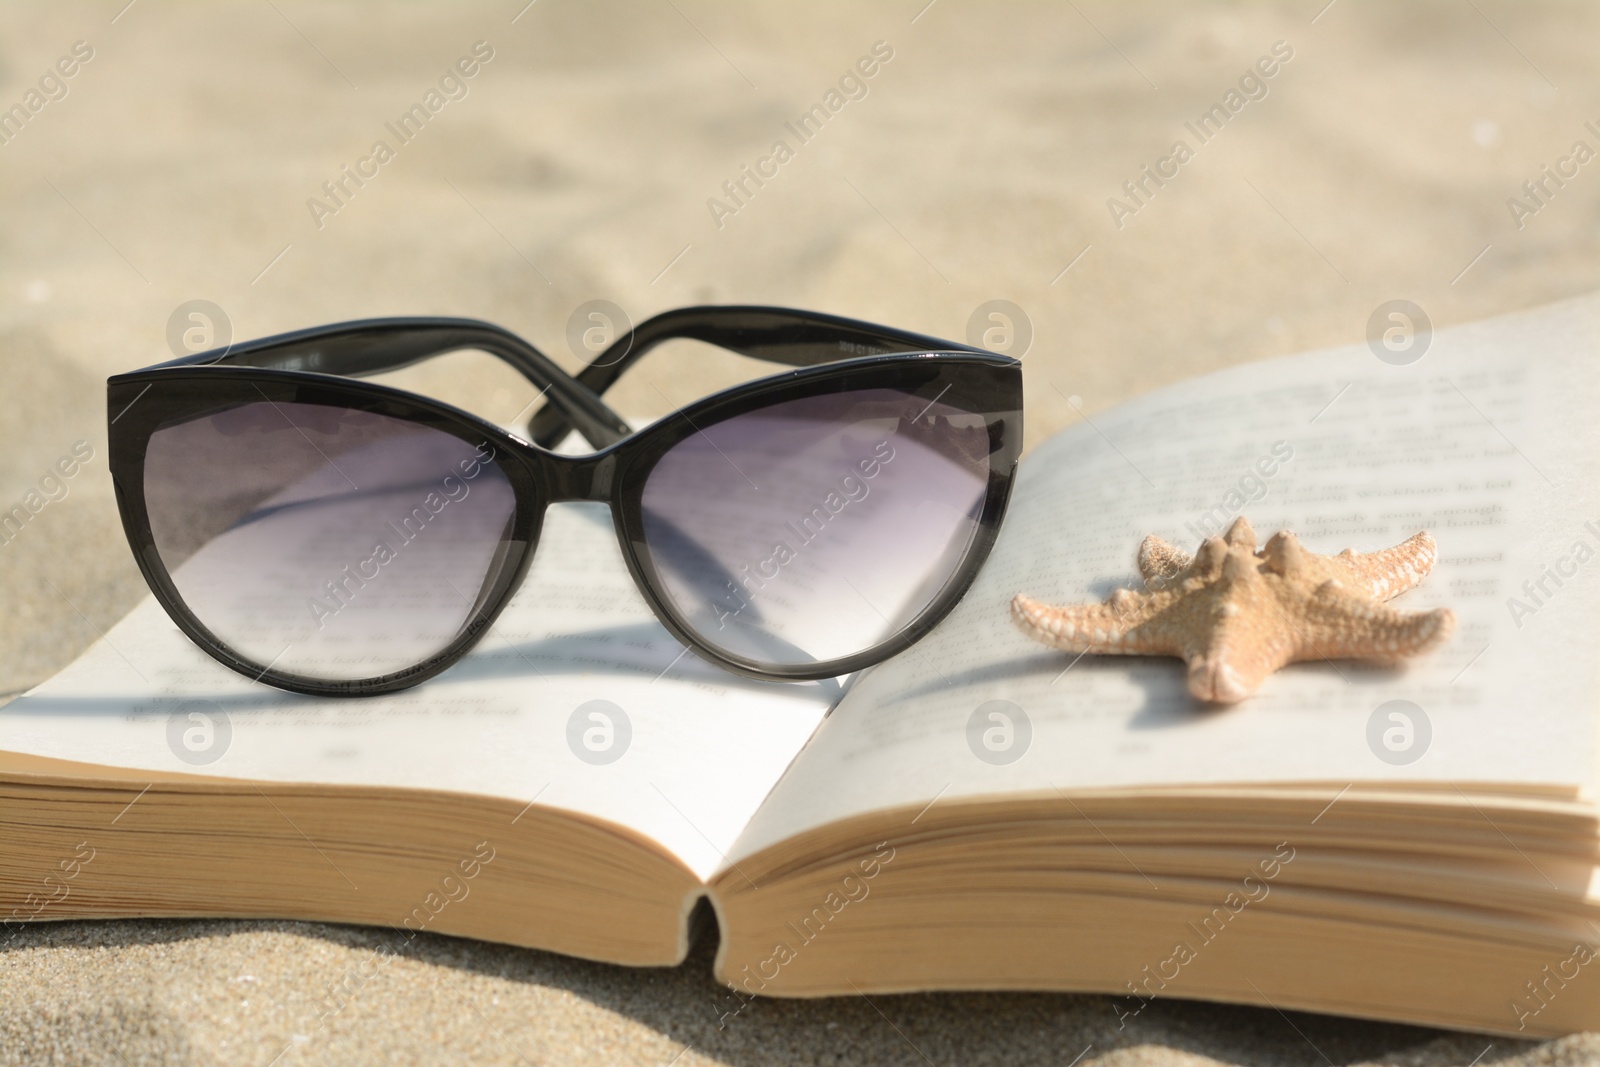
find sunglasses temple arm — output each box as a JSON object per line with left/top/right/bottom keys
{"left": 528, "top": 307, "right": 978, "bottom": 448}
{"left": 483, "top": 335, "right": 632, "bottom": 448}
{"left": 190, "top": 321, "right": 634, "bottom": 449}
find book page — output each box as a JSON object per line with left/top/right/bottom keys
{"left": 730, "top": 295, "right": 1600, "bottom": 864}
{"left": 0, "top": 499, "right": 836, "bottom": 882}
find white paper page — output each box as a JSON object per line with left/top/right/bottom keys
{"left": 0, "top": 501, "right": 835, "bottom": 882}
{"left": 730, "top": 296, "right": 1600, "bottom": 864}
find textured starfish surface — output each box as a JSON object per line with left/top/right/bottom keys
{"left": 1011, "top": 517, "right": 1456, "bottom": 704}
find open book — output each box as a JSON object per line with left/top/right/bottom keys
{"left": 5, "top": 296, "right": 1599, "bottom": 1040}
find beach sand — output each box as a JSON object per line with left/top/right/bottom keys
{"left": 2, "top": 1, "right": 1598, "bottom": 1063}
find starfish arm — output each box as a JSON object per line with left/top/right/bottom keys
{"left": 1011, "top": 593, "right": 1177, "bottom": 656}
{"left": 1137, "top": 535, "right": 1191, "bottom": 584}
{"left": 1223, "top": 515, "right": 1256, "bottom": 552}
{"left": 1290, "top": 581, "right": 1456, "bottom": 662}
{"left": 1329, "top": 531, "right": 1440, "bottom": 602}
{"left": 1185, "top": 536, "right": 1230, "bottom": 583}
{"left": 1183, "top": 608, "right": 1297, "bottom": 705}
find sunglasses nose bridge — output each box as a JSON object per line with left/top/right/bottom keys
{"left": 538, "top": 450, "right": 617, "bottom": 505}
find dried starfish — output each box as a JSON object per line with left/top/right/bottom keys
{"left": 1011, "top": 517, "right": 1456, "bottom": 704}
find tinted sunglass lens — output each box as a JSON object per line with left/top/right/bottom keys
{"left": 142, "top": 401, "right": 517, "bottom": 682}
{"left": 638, "top": 387, "right": 993, "bottom": 669}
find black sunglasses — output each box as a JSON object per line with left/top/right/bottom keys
{"left": 106, "top": 306, "right": 1023, "bottom": 695}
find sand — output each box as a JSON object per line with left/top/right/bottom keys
{"left": 2, "top": 1, "right": 1599, "bottom": 1062}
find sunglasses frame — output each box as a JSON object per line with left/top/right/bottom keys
{"left": 107, "top": 307, "right": 1023, "bottom": 695}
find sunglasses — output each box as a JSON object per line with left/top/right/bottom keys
{"left": 106, "top": 306, "right": 1023, "bottom": 694}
